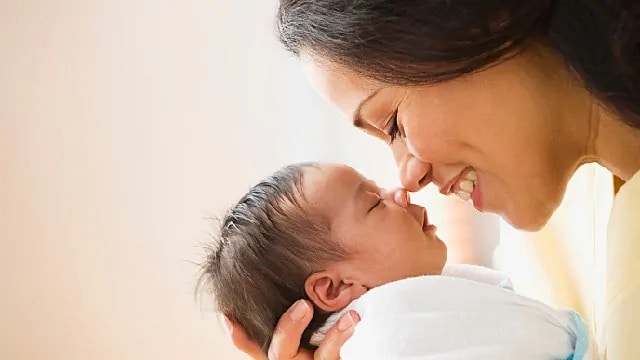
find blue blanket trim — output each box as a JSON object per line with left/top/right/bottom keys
{"left": 565, "top": 311, "right": 590, "bottom": 359}
{"left": 498, "top": 279, "right": 514, "bottom": 291}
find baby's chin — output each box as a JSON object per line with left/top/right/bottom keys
{"left": 418, "top": 266, "right": 445, "bottom": 277}
{"left": 419, "top": 256, "right": 447, "bottom": 276}
{"left": 416, "top": 244, "right": 448, "bottom": 275}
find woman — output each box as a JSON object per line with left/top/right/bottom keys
{"left": 224, "top": 1, "right": 640, "bottom": 359}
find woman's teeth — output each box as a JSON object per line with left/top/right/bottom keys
{"left": 455, "top": 170, "right": 477, "bottom": 201}
{"left": 456, "top": 190, "right": 471, "bottom": 201}
{"left": 458, "top": 179, "right": 474, "bottom": 192}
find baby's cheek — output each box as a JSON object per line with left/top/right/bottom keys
{"left": 386, "top": 254, "right": 414, "bottom": 277}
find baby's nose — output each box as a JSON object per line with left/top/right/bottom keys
{"left": 380, "top": 188, "right": 410, "bottom": 207}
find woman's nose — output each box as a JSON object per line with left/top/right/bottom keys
{"left": 399, "top": 155, "right": 432, "bottom": 192}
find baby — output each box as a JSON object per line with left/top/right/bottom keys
{"left": 199, "top": 162, "right": 595, "bottom": 359}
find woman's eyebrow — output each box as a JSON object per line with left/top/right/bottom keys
{"left": 352, "top": 89, "right": 381, "bottom": 128}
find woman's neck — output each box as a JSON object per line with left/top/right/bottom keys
{"left": 587, "top": 104, "right": 640, "bottom": 181}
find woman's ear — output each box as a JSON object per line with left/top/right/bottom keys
{"left": 304, "top": 271, "right": 367, "bottom": 312}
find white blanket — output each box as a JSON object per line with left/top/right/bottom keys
{"left": 311, "top": 265, "right": 595, "bottom": 360}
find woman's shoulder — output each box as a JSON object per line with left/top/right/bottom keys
{"left": 607, "top": 170, "right": 640, "bottom": 291}
{"left": 614, "top": 171, "right": 640, "bottom": 203}
{"left": 603, "top": 170, "right": 640, "bottom": 359}
{"left": 609, "top": 170, "right": 640, "bottom": 238}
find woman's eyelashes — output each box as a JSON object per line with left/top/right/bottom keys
{"left": 383, "top": 109, "right": 400, "bottom": 144}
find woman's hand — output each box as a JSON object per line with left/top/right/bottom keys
{"left": 223, "top": 300, "right": 360, "bottom": 360}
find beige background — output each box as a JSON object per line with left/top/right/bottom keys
{"left": 1, "top": 1, "right": 253, "bottom": 359}
{"left": 1, "top": 1, "right": 611, "bottom": 359}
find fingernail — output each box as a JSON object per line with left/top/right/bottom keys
{"left": 338, "top": 311, "right": 360, "bottom": 331}
{"left": 289, "top": 300, "right": 308, "bottom": 321}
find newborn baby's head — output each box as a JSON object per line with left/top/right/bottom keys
{"left": 200, "top": 162, "right": 446, "bottom": 354}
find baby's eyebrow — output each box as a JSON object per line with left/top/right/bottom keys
{"left": 354, "top": 179, "right": 367, "bottom": 198}
{"left": 365, "top": 179, "right": 381, "bottom": 192}
{"left": 355, "top": 179, "right": 381, "bottom": 201}
{"left": 353, "top": 180, "right": 370, "bottom": 205}
{"left": 353, "top": 180, "right": 375, "bottom": 215}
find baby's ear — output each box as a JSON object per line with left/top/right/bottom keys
{"left": 304, "top": 271, "right": 366, "bottom": 312}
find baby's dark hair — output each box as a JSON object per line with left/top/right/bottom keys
{"left": 198, "top": 162, "right": 347, "bottom": 354}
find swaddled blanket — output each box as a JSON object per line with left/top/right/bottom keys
{"left": 311, "top": 264, "right": 595, "bottom": 360}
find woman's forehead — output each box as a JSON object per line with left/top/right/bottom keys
{"left": 301, "top": 54, "right": 381, "bottom": 118}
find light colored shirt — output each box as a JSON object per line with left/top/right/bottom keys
{"left": 604, "top": 170, "right": 640, "bottom": 359}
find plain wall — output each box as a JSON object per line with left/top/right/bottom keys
{"left": 1, "top": 1, "right": 254, "bottom": 358}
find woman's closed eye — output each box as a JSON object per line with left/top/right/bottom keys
{"left": 383, "top": 109, "right": 400, "bottom": 144}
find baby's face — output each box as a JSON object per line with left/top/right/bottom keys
{"left": 302, "top": 164, "right": 447, "bottom": 289}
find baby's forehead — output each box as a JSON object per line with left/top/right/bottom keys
{"left": 300, "top": 163, "right": 363, "bottom": 210}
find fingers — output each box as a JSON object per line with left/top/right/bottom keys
{"left": 268, "top": 300, "right": 314, "bottom": 360}
{"left": 313, "top": 310, "right": 360, "bottom": 360}
{"left": 222, "top": 315, "right": 267, "bottom": 360}
{"left": 224, "top": 301, "right": 359, "bottom": 360}
{"left": 381, "top": 187, "right": 410, "bottom": 207}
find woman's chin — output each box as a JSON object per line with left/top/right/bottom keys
{"left": 502, "top": 210, "right": 550, "bottom": 232}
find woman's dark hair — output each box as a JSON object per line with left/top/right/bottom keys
{"left": 276, "top": 0, "right": 640, "bottom": 127}
{"left": 198, "top": 163, "right": 347, "bottom": 355}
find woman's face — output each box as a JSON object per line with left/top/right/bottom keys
{"left": 301, "top": 50, "right": 591, "bottom": 230}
